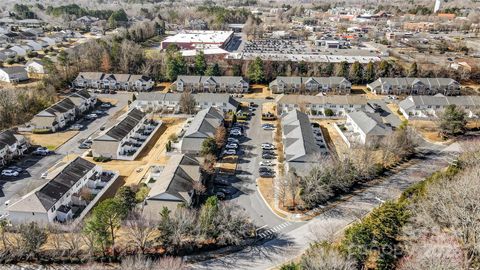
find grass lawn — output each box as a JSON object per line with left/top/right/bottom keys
{"left": 23, "top": 130, "right": 79, "bottom": 150}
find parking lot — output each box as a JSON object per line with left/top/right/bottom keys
{"left": 0, "top": 92, "right": 131, "bottom": 216}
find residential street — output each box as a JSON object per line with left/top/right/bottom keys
{"left": 191, "top": 144, "right": 456, "bottom": 269}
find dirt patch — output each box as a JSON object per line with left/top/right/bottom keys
{"left": 244, "top": 84, "right": 275, "bottom": 99}
{"left": 313, "top": 119, "right": 349, "bottom": 158}
{"left": 386, "top": 102, "right": 406, "bottom": 122}
{"left": 257, "top": 178, "right": 288, "bottom": 219}
{"left": 410, "top": 120, "right": 446, "bottom": 143}
{"left": 23, "top": 130, "right": 79, "bottom": 150}
{"left": 217, "top": 155, "right": 237, "bottom": 174}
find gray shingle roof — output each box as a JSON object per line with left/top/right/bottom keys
{"left": 281, "top": 110, "right": 321, "bottom": 163}
{"left": 104, "top": 108, "right": 145, "bottom": 141}
{"left": 399, "top": 95, "right": 480, "bottom": 111}
{"left": 347, "top": 111, "right": 393, "bottom": 136}
{"left": 184, "top": 107, "right": 224, "bottom": 138}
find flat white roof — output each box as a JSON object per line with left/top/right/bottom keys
{"left": 162, "top": 30, "right": 233, "bottom": 44}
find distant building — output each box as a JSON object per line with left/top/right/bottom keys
{"left": 367, "top": 77, "right": 460, "bottom": 95}
{"left": 7, "top": 157, "right": 119, "bottom": 224}
{"left": 73, "top": 72, "right": 154, "bottom": 91}
{"left": 399, "top": 95, "right": 480, "bottom": 119}
{"left": 131, "top": 92, "right": 239, "bottom": 114}
{"left": 143, "top": 154, "right": 203, "bottom": 217}
{"left": 270, "top": 77, "right": 352, "bottom": 94}
{"left": 25, "top": 59, "right": 46, "bottom": 75}
{"left": 160, "top": 30, "right": 234, "bottom": 50}
{"left": 175, "top": 75, "right": 249, "bottom": 93}
{"left": 180, "top": 107, "right": 224, "bottom": 154}
{"left": 281, "top": 110, "right": 327, "bottom": 176}
{"left": 92, "top": 109, "right": 161, "bottom": 160}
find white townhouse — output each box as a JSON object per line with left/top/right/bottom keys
{"left": 92, "top": 109, "right": 161, "bottom": 160}
{"left": 399, "top": 95, "right": 480, "bottom": 120}
{"left": 175, "top": 75, "right": 249, "bottom": 93}
{"left": 7, "top": 157, "right": 119, "bottom": 224}
{"left": 30, "top": 98, "right": 77, "bottom": 132}
{"left": 276, "top": 94, "right": 367, "bottom": 117}
{"left": 270, "top": 76, "right": 352, "bottom": 94}
{"left": 367, "top": 77, "right": 461, "bottom": 96}
{"left": 180, "top": 107, "right": 224, "bottom": 154}
{"left": 73, "top": 72, "right": 154, "bottom": 91}
{"left": 67, "top": 89, "right": 97, "bottom": 113}
{"left": 9, "top": 45, "right": 28, "bottom": 56}
{"left": 0, "top": 130, "right": 28, "bottom": 166}
{"left": 341, "top": 111, "right": 393, "bottom": 146}
{"left": 131, "top": 92, "right": 240, "bottom": 114}
{"left": 25, "top": 59, "right": 46, "bottom": 75}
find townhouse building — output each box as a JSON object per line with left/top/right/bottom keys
{"left": 399, "top": 95, "right": 480, "bottom": 119}
{"left": 0, "top": 130, "right": 28, "bottom": 166}
{"left": 0, "top": 66, "right": 28, "bottom": 83}
{"left": 7, "top": 157, "right": 119, "bottom": 224}
{"left": 175, "top": 76, "right": 249, "bottom": 93}
{"left": 367, "top": 77, "right": 460, "bottom": 95}
{"left": 338, "top": 111, "right": 393, "bottom": 147}
{"left": 180, "top": 107, "right": 224, "bottom": 154}
{"left": 276, "top": 94, "right": 367, "bottom": 117}
{"left": 131, "top": 92, "right": 239, "bottom": 114}
{"left": 92, "top": 109, "right": 161, "bottom": 160}
{"left": 73, "top": 72, "right": 154, "bottom": 91}
{"left": 270, "top": 77, "right": 352, "bottom": 94}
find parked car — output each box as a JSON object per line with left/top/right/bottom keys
{"left": 230, "top": 130, "right": 242, "bottom": 136}
{"left": 69, "top": 124, "right": 84, "bottom": 131}
{"left": 261, "top": 143, "right": 275, "bottom": 150}
{"left": 78, "top": 143, "right": 91, "bottom": 149}
{"left": 92, "top": 110, "right": 106, "bottom": 115}
{"left": 7, "top": 166, "right": 23, "bottom": 173}
{"left": 41, "top": 172, "right": 48, "bottom": 179}
{"left": 85, "top": 113, "right": 98, "bottom": 120}
{"left": 33, "top": 147, "right": 51, "bottom": 156}
{"left": 1, "top": 170, "right": 19, "bottom": 177}
{"left": 262, "top": 124, "right": 275, "bottom": 130}
{"left": 262, "top": 150, "right": 275, "bottom": 156}
{"left": 227, "top": 137, "right": 239, "bottom": 144}
{"left": 223, "top": 149, "right": 237, "bottom": 156}
{"left": 265, "top": 96, "right": 274, "bottom": 100}
{"left": 260, "top": 171, "right": 275, "bottom": 178}
{"left": 259, "top": 167, "right": 272, "bottom": 173}
{"left": 226, "top": 143, "right": 239, "bottom": 149}
{"left": 259, "top": 160, "right": 274, "bottom": 166}
{"left": 100, "top": 103, "right": 112, "bottom": 108}
{"left": 216, "top": 192, "right": 226, "bottom": 200}
{"left": 262, "top": 153, "right": 275, "bottom": 159}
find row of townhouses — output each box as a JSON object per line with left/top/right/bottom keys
{"left": 92, "top": 109, "right": 161, "bottom": 160}
{"left": 276, "top": 94, "right": 368, "bottom": 116}
{"left": 0, "top": 60, "right": 49, "bottom": 83}
{"left": 131, "top": 92, "right": 240, "bottom": 113}
{"left": 339, "top": 111, "right": 394, "bottom": 147}
{"left": 180, "top": 107, "right": 225, "bottom": 154}
{"left": 174, "top": 76, "right": 249, "bottom": 93}
{"left": 0, "top": 130, "right": 28, "bottom": 166}
{"left": 30, "top": 90, "right": 97, "bottom": 132}
{"left": 281, "top": 110, "right": 328, "bottom": 176}
{"left": 399, "top": 95, "right": 480, "bottom": 119}
{"left": 367, "top": 77, "right": 460, "bottom": 95}
{"left": 7, "top": 157, "right": 119, "bottom": 224}
{"left": 73, "top": 72, "right": 154, "bottom": 91}
{"left": 270, "top": 76, "right": 352, "bottom": 94}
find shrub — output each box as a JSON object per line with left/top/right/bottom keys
{"left": 93, "top": 156, "right": 111, "bottom": 162}
{"left": 32, "top": 128, "right": 51, "bottom": 134}
{"left": 324, "top": 108, "right": 334, "bottom": 117}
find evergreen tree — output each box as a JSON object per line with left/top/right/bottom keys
{"left": 232, "top": 64, "right": 242, "bottom": 76}
{"left": 378, "top": 60, "right": 391, "bottom": 77}
{"left": 349, "top": 61, "right": 363, "bottom": 84}
{"left": 194, "top": 50, "right": 207, "bottom": 75}
{"left": 335, "top": 61, "right": 349, "bottom": 77}
{"left": 166, "top": 51, "right": 186, "bottom": 81}
{"left": 199, "top": 196, "right": 219, "bottom": 237}
{"left": 247, "top": 57, "right": 265, "bottom": 83}
{"left": 438, "top": 104, "right": 467, "bottom": 137}
{"left": 408, "top": 62, "right": 419, "bottom": 77}
{"left": 205, "top": 63, "right": 221, "bottom": 76}
{"left": 324, "top": 63, "right": 334, "bottom": 76}
{"left": 364, "top": 61, "right": 376, "bottom": 82}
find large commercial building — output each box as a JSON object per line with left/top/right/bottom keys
{"left": 160, "top": 30, "right": 234, "bottom": 50}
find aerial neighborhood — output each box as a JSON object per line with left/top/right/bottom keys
{"left": 0, "top": 0, "right": 479, "bottom": 269}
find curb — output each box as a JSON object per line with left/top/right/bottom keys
{"left": 255, "top": 178, "right": 298, "bottom": 222}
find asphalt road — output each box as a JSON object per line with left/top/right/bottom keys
{"left": 0, "top": 92, "right": 131, "bottom": 215}
{"left": 191, "top": 145, "right": 457, "bottom": 269}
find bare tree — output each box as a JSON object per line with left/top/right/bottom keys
{"left": 214, "top": 125, "right": 227, "bottom": 149}
{"left": 179, "top": 91, "right": 196, "bottom": 114}
{"left": 121, "top": 254, "right": 186, "bottom": 270}
{"left": 286, "top": 168, "right": 300, "bottom": 209}
{"left": 301, "top": 243, "right": 356, "bottom": 270}
{"left": 124, "top": 213, "right": 158, "bottom": 255}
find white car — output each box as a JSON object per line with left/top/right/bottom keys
{"left": 223, "top": 149, "right": 237, "bottom": 156}
{"left": 86, "top": 113, "right": 98, "bottom": 119}
{"left": 259, "top": 160, "right": 274, "bottom": 166}
{"left": 1, "top": 170, "right": 19, "bottom": 177}
{"left": 230, "top": 130, "right": 242, "bottom": 136}
{"left": 41, "top": 172, "right": 48, "bottom": 179}
{"left": 261, "top": 143, "right": 275, "bottom": 150}
{"left": 226, "top": 143, "right": 238, "bottom": 149}
{"left": 227, "top": 137, "right": 239, "bottom": 144}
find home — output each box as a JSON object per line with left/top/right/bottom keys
{"left": 143, "top": 154, "right": 202, "bottom": 217}
{"left": 269, "top": 77, "right": 352, "bottom": 94}
{"left": 367, "top": 77, "right": 461, "bottom": 96}
{"left": 22, "top": 40, "right": 42, "bottom": 51}
{"left": 25, "top": 59, "right": 46, "bottom": 75}
{"left": 67, "top": 90, "right": 97, "bottom": 113}
{"left": 131, "top": 92, "right": 239, "bottom": 114}
{"left": 180, "top": 107, "right": 224, "bottom": 154}
{"left": 6, "top": 157, "right": 119, "bottom": 224}
{"left": 0, "top": 66, "right": 28, "bottom": 83}
{"left": 0, "top": 130, "right": 28, "bottom": 166}
{"left": 73, "top": 72, "right": 154, "bottom": 91}
{"left": 276, "top": 94, "right": 367, "bottom": 117}
{"left": 281, "top": 110, "right": 327, "bottom": 176}
{"left": 398, "top": 95, "right": 480, "bottom": 120}
{"left": 175, "top": 76, "right": 249, "bottom": 93}
{"left": 92, "top": 109, "right": 161, "bottom": 160}
{"left": 30, "top": 98, "right": 77, "bottom": 132}
{"left": 9, "top": 45, "right": 28, "bottom": 56}
{"left": 38, "top": 37, "right": 56, "bottom": 47}
{"left": 339, "top": 111, "right": 393, "bottom": 147}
